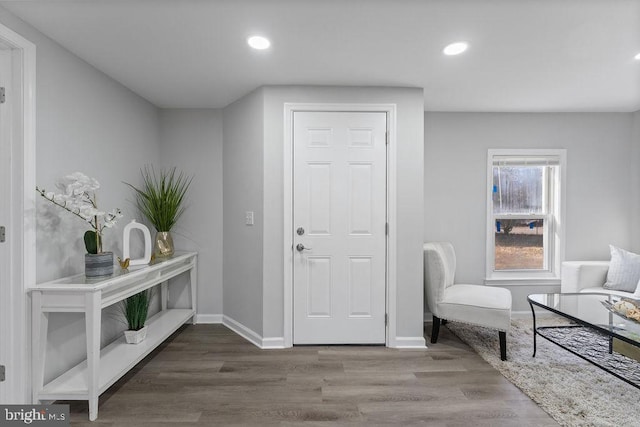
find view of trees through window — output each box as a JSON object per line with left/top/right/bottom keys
{"left": 493, "top": 166, "right": 545, "bottom": 270}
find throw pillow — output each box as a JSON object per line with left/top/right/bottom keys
{"left": 604, "top": 245, "right": 640, "bottom": 293}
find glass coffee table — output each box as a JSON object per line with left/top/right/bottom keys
{"left": 528, "top": 292, "right": 640, "bottom": 388}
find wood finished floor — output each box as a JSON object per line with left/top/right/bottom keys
{"left": 64, "top": 324, "right": 558, "bottom": 426}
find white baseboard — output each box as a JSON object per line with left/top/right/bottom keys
{"left": 193, "top": 314, "right": 286, "bottom": 349}
{"left": 222, "top": 315, "right": 263, "bottom": 348}
{"left": 194, "top": 314, "right": 223, "bottom": 324}
{"left": 201, "top": 314, "right": 421, "bottom": 349}
{"left": 221, "top": 315, "right": 286, "bottom": 349}
{"left": 391, "top": 336, "right": 427, "bottom": 349}
{"left": 261, "top": 337, "right": 286, "bottom": 349}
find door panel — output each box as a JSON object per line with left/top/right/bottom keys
{"left": 308, "top": 163, "right": 332, "bottom": 235}
{"left": 348, "top": 163, "right": 373, "bottom": 234}
{"left": 293, "top": 111, "right": 386, "bottom": 344}
{"left": 348, "top": 256, "right": 373, "bottom": 316}
{"left": 307, "top": 257, "right": 332, "bottom": 317}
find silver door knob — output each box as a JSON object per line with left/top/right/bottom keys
{"left": 296, "top": 243, "right": 311, "bottom": 252}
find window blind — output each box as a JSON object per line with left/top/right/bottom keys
{"left": 492, "top": 155, "right": 561, "bottom": 166}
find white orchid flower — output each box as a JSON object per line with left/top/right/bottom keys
{"left": 52, "top": 194, "right": 68, "bottom": 204}
{"left": 36, "top": 173, "right": 122, "bottom": 254}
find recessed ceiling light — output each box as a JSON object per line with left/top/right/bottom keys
{"left": 247, "top": 36, "right": 271, "bottom": 50}
{"left": 635, "top": 52, "right": 640, "bottom": 60}
{"left": 443, "top": 41, "right": 468, "bottom": 56}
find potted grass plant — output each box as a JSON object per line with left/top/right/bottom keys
{"left": 124, "top": 166, "right": 192, "bottom": 259}
{"left": 122, "top": 290, "right": 152, "bottom": 344}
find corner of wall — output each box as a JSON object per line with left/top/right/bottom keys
{"left": 157, "top": 109, "right": 224, "bottom": 317}
{"left": 222, "top": 88, "right": 265, "bottom": 336}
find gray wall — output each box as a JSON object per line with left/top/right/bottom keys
{"left": 0, "top": 6, "right": 161, "bottom": 382}
{"left": 424, "top": 112, "right": 635, "bottom": 311}
{"left": 222, "top": 89, "right": 265, "bottom": 335}
{"left": 262, "top": 86, "right": 425, "bottom": 341}
{"left": 159, "top": 109, "right": 223, "bottom": 316}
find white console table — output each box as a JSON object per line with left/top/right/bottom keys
{"left": 29, "top": 252, "right": 197, "bottom": 421}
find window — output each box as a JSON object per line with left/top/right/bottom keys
{"left": 486, "top": 149, "right": 566, "bottom": 282}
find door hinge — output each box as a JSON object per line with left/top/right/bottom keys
{"left": 0, "top": 87, "right": 5, "bottom": 104}
{"left": 0, "top": 226, "right": 5, "bottom": 243}
{"left": 0, "top": 365, "right": 5, "bottom": 382}
{"left": 385, "top": 313, "right": 388, "bottom": 326}
{"left": 385, "top": 131, "right": 389, "bottom": 145}
{"left": 385, "top": 222, "right": 388, "bottom": 236}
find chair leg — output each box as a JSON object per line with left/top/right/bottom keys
{"left": 431, "top": 315, "right": 441, "bottom": 343}
{"left": 499, "top": 331, "right": 507, "bottom": 361}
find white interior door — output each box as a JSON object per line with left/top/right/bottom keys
{"left": 293, "top": 111, "right": 387, "bottom": 344}
{"left": 0, "top": 47, "right": 12, "bottom": 401}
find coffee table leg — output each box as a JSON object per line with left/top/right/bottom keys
{"left": 608, "top": 310, "right": 614, "bottom": 354}
{"left": 529, "top": 300, "right": 537, "bottom": 357}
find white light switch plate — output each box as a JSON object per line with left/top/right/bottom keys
{"left": 245, "top": 211, "right": 254, "bottom": 226}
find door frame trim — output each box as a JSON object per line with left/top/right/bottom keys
{"left": 283, "top": 103, "right": 397, "bottom": 347}
{"left": 0, "top": 23, "right": 36, "bottom": 403}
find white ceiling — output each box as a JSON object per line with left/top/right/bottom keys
{"left": 2, "top": 0, "right": 639, "bottom": 112}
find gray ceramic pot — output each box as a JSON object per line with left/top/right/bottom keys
{"left": 85, "top": 252, "right": 114, "bottom": 278}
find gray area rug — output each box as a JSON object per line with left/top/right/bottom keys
{"left": 446, "top": 319, "right": 640, "bottom": 427}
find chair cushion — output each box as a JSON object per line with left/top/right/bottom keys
{"left": 439, "top": 284, "right": 512, "bottom": 331}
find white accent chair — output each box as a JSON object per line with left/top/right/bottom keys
{"left": 424, "top": 242, "right": 513, "bottom": 361}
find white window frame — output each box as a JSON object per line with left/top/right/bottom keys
{"left": 485, "top": 149, "right": 566, "bottom": 284}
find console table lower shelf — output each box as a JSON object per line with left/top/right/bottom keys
{"left": 38, "top": 309, "right": 193, "bottom": 400}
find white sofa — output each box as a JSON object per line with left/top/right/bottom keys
{"left": 561, "top": 261, "right": 640, "bottom": 298}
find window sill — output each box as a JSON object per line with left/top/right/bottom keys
{"left": 484, "top": 277, "right": 561, "bottom": 286}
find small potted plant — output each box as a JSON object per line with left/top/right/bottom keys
{"left": 37, "top": 172, "right": 123, "bottom": 277}
{"left": 122, "top": 290, "right": 151, "bottom": 344}
{"left": 124, "top": 166, "right": 192, "bottom": 258}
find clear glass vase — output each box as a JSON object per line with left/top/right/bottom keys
{"left": 154, "top": 231, "right": 174, "bottom": 258}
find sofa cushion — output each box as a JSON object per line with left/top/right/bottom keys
{"left": 580, "top": 287, "right": 636, "bottom": 298}
{"left": 603, "top": 245, "right": 640, "bottom": 292}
